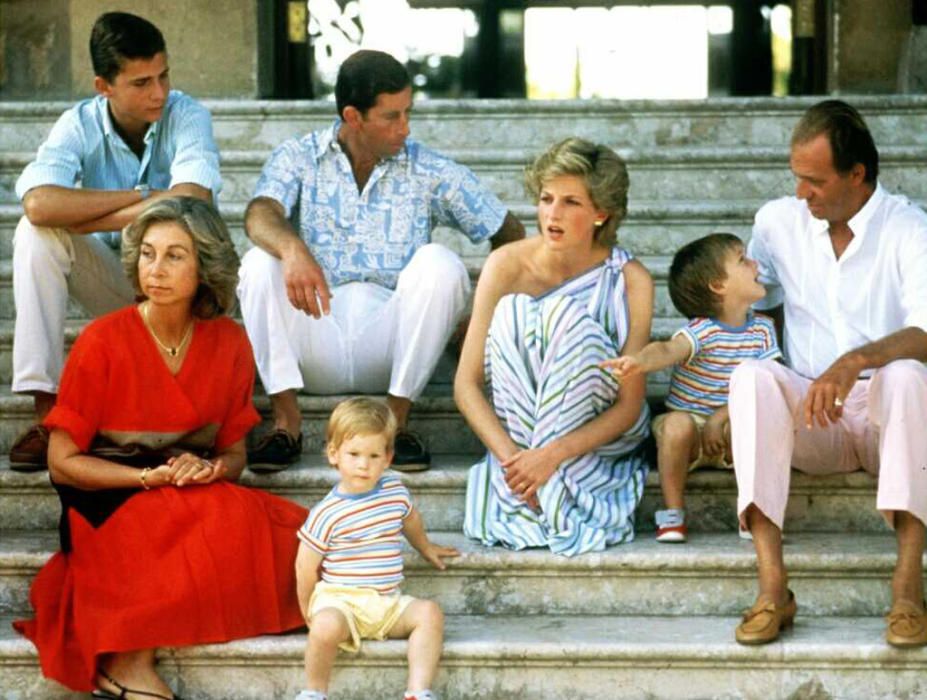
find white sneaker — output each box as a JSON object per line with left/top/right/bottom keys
{"left": 295, "top": 691, "right": 327, "bottom": 700}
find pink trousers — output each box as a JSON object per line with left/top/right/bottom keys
{"left": 729, "top": 359, "right": 927, "bottom": 530}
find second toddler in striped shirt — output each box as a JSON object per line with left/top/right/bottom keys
{"left": 602, "top": 233, "right": 781, "bottom": 543}
{"left": 294, "top": 398, "right": 459, "bottom": 700}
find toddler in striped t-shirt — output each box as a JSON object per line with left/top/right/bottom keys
{"left": 293, "top": 398, "right": 459, "bottom": 700}
{"left": 602, "top": 233, "right": 781, "bottom": 543}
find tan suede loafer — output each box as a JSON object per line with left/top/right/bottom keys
{"left": 886, "top": 599, "right": 927, "bottom": 648}
{"left": 735, "top": 590, "right": 797, "bottom": 645}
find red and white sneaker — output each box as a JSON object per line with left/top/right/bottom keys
{"left": 655, "top": 508, "right": 688, "bottom": 543}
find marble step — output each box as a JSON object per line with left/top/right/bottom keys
{"left": 0, "top": 388, "right": 478, "bottom": 457}
{"left": 4, "top": 146, "right": 927, "bottom": 209}
{"left": 0, "top": 258, "right": 691, "bottom": 321}
{"left": 0, "top": 199, "right": 766, "bottom": 267}
{"left": 0, "top": 456, "right": 890, "bottom": 534}
{"left": 2, "top": 530, "right": 917, "bottom": 620}
{"left": 2, "top": 613, "right": 925, "bottom": 700}
{"left": 4, "top": 95, "right": 927, "bottom": 154}
{"left": 0, "top": 364, "right": 676, "bottom": 453}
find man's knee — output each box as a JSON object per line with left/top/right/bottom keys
{"left": 13, "top": 216, "right": 69, "bottom": 269}
{"left": 237, "top": 246, "right": 283, "bottom": 295}
{"left": 874, "top": 359, "right": 927, "bottom": 386}
{"left": 729, "top": 358, "right": 780, "bottom": 398}
{"left": 401, "top": 243, "right": 467, "bottom": 290}
{"left": 871, "top": 359, "right": 927, "bottom": 410}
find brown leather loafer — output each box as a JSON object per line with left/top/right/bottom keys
{"left": 9, "top": 424, "right": 49, "bottom": 472}
{"left": 735, "top": 590, "right": 797, "bottom": 645}
{"left": 886, "top": 599, "right": 927, "bottom": 648}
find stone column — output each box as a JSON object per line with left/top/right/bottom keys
{"left": 833, "top": 0, "right": 912, "bottom": 93}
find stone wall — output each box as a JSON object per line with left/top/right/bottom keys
{"left": 0, "top": 0, "right": 72, "bottom": 99}
{"left": 833, "top": 0, "right": 913, "bottom": 93}
{"left": 0, "top": 0, "right": 258, "bottom": 100}
{"left": 0, "top": 0, "right": 923, "bottom": 100}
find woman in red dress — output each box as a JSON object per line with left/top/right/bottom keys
{"left": 14, "top": 197, "right": 308, "bottom": 699}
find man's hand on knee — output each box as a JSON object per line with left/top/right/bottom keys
{"left": 283, "top": 245, "right": 331, "bottom": 318}
{"left": 803, "top": 353, "right": 863, "bottom": 428}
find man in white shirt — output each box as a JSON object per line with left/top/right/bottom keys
{"left": 729, "top": 100, "right": 927, "bottom": 647}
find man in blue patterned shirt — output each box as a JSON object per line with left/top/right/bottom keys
{"left": 239, "top": 50, "right": 523, "bottom": 471}
{"left": 10, "top": 12, "right": 221, "bottom": 471}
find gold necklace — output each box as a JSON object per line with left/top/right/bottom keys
{"left": 141, "top": 302, "right": 193, "bottom": 358}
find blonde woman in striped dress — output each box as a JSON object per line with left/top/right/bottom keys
{"left": 455, "top": 138, "right": 653, "bottom": 556}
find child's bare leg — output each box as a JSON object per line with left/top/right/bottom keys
{"left": 387, "top": 599, "right": 445, "bottom": 693}
{"left": 306, "top": 608, "right": 351, "bottom": 693}
{"left": 656, "top": 412, "right": 700, "bottom": 510}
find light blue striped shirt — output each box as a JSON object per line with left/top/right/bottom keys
{"left": 16, "top": 90, "right": 221, "bottom": 247}
{"left": 254, "top": 120, "right": 506, "bottom": 289}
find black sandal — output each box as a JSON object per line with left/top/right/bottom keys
{"left": 92, "top": 667, "right": 184, "bottom": 700}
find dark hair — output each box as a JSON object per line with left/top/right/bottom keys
{"left": 335, "top": 50, "right": 411, "bottom": 119}
{"left": 668, "top": 233, "right": 744, "bottom": 319}
{"left": 791, "top": 100, "right": 879, "bottom": 184}
{"left": 524, "top": 137, "right": 629, "bottom": 247}
{"left": 122, "top": 197, "right": 240, "bottom": 319}
{"left": 90, "top": 12, "right": 166, "bottom": 83}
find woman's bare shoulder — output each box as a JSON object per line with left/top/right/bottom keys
{"left": 621, "top": 257, "right": 653, "bottom": 290}
{"left": 483, "top": 237, "right": 538, "bottom": 278}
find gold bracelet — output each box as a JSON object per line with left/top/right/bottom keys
{"left": 140, "top": 467, "right": 151, "bottom": 491}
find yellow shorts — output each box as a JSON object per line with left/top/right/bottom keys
{"left": 651, "top": 410, "right": 732, "bottom": 471}
{"left": 308, "top": 581, "right": 415, "bottom": 653}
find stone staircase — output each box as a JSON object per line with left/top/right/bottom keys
{"left": 1, "top": 96, "right": 927, "bottom": 699}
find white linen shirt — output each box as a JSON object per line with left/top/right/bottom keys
{"left": 749, "top": 184, "right": 927, "bottom": 379}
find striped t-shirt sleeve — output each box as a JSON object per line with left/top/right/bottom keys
{"left": 756, "top": 314, "right": 783, "bottom": 361}
{"left": 298, "top": 494, "right": 338, "bottom": 555}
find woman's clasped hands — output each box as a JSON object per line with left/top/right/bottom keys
{"left": 500, "top": 444, "right": 562, "bottom": 510}
{"left": 141, "top": 453, "right": 229, "bottom": 489}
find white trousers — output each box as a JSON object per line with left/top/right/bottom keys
{"left": 729, "top": 358, "right": 927, "bottom": 530}
{"left": 237, "top": 243, "right": 470, "bottom": 400}
{"left": 12, "top": 217, "right": 135, "bottom": 394}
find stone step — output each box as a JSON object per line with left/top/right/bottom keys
{"left": 4, "top": 146, "right": 927, "bottom": 208}
{"left": 0, "top": 388, "right": 481, "bottom": 457}
{"left": 0, "top": 456, "right": 889, "bottom": 534}
{"left": 3, "top": 95, "right": 927, "bottom": 154}
{"left": 0, "top": 317, "right": 681, "bottom": 388}
{"left": 2, "top": 613, "right": 925, "bottom": 700}
{"left": 0, "top": 199, "right": 764, "bottom": 264}
{"left": 2, "top": 529, "right": 916, "bottom": 620}
{"left": 0, "top": 252, "right": 687, "bottom": 320}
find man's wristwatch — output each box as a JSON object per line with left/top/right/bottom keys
{"left": 134, "top": 184, "right": 151, "bottom": 200}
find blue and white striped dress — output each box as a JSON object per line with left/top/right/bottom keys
{"left": 464, "top": 247, "right": 650, "bottom": 556}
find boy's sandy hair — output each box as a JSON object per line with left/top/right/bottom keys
{"left": 668, "top": 232, "right": 744, "bottom": 319}
{"left": 326, "top": 397, "right": 398, "bottom": 451}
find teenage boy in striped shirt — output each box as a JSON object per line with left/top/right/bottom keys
{"left": 602, "top": 233, "right": 780, "bottom": 543}
{"left": 293, "top": 398, "right": 459, "bottom": 700}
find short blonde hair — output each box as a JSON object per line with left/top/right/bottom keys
{"left": 122, "top": 196, "right": 240, "bottom": 319}
{"left": 326, "top": 398, "right": 398, "bottom": 452}
{"left": 524, "top": 137, "right": 629, "bottom": 247}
